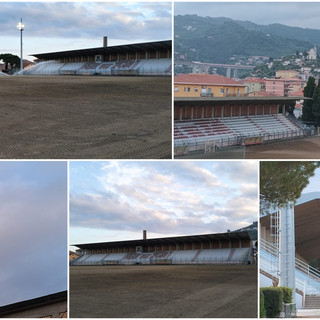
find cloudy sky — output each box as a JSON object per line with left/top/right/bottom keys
{"left": 0, "top": 161, "right": 67, "bottom": 307}
{"left": 0, "top": 2, "right": 172, "bottom": 61}
{"left": 175, "top": 2, "right": 320, "bottom": 30}
{"left": 70, "top": 160, "right": 258, "bottom": 249}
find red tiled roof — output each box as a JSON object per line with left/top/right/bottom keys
{"left": 288, "top": 88, "right": 304, "bottom": 97}
{"left": 243, "top": 77, "right": 266, "bottom": 84}
{"left": 174, "top": 73, "right": 245, "bottom": 87}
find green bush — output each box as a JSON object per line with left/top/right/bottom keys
{"left": 279, "top": 287, "right": 293, "bottom": 303}
{"left": 261, "top": 287, "right": 283, "bottom": 318}
{"left": 260, "top": 289, "right": 266, "bottom": 318}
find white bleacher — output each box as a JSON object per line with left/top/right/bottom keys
{"left": 174, "top": 119, "right": 237, "bottom": 145}
{"left": 59, "top": 62, "right": 85, "bottom": 73}
{"left": 20, "top": 59, "right": 171, "bottom": 76}
{"left": 229, "top": 248, "right": 250, "bottom": 263}
{"left": 103, "top": 252, "right": 127, "bottom": 261}
{"left": 174, "top": 114, "right": 304, "bottom": 147}
{"left": 71, "top": 247, "right": 251, "bottom": 265}
{"left": 85, "top": 254, "right": 109, "bottom": 263}
{"left": 78, "top": 62, "right": 101, "bottom": 75}
{"left": 39, "top": 62, "right": 64, "bottom": 74}
{"left": 96, "top": 62, "right": 115, "bottom": 75}
{"left": 169, "top": 250, "right": 198, "bottom": 263}
{"left": 135, "top": 59, "right": 171, "bottom": 75}
{"left": 76, "top": 254, "right": 90, "bottom": 262}
{"left": 196, "top": 249, "right": 232, "bottom": 263}
{"left": 222, "top": 117, "right": 262, "bottom": 136}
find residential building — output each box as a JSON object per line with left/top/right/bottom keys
{"left": 174, "top": 73, "right": 246, "bottom": 98}
{"left": 265, "top": 79, "right": 285, "bottom": 96}
{"left": 242, "top": 77, "right": 266, "bottom": 94}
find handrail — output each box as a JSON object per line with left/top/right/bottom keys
{"left": 260, "top": 239, "right": 320, "bottom": 294}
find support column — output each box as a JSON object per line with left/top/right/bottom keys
{"left": 279, "top": 204, "right": 296, "bottom": 304}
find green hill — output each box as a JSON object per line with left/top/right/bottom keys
{"left": 175, "top": 15, "right": 319, "bottom": 63}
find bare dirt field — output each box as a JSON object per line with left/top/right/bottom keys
{"left": 177, "top": 136, "right": 320, "bottom": 159}
{"left": 70, "top": 265, "right": 257, "bottom": 318}
{"left": 0, "top": 76, "right": 171, "bottom": 159}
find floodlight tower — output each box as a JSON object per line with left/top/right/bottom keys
{"left": 17, "top": 18, "right": 24, "bottom": 73}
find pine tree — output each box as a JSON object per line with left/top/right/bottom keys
{"left": 260, "top": 161, "right": 320, "bottom": 210}
{"left": 312, "top": 80, "right": 320, "bottom": 125}
{"left": 301, "top": 77, "right": 316, "bottom": 122}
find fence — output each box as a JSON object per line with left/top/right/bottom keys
{"left": 174, "top": 127, "right": 314, "bottom": 157}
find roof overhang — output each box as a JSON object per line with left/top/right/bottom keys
{"left": 73, "top": 231, "right": 252, "bottom": 250}
{"left": 260, "top": 192, "right": 320, "bottom": 262}
{"left": 0, "top": 291, "right": 67, "bottom": 317}
{"left": 175, "top": 96, "right": 311, "bottom": 103}
{"left": 32, "top": 40, "right": 172, "bottom": 60}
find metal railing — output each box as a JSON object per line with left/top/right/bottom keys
{"left": 260, "top": 239, "right": 320, "bottom": 296}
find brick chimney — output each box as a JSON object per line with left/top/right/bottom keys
{"left": 143, "top": 230, "right": 147, "bottom": 240}
{"left": 103, "top": 36, "right": 108, "bottom": 47}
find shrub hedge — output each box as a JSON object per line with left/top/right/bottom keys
{"left": 260, "top": 287, "right": 283, "bottom": 318}
{"left": 260, "top": 289, "right": 266, "bottom": 318}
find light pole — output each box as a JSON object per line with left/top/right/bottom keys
{"left": 17, "top": 18, "right": 24, "bottom": 73}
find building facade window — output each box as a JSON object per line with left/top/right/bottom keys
{"left": 174, "top": 86, "right": 179, "bottom": 92}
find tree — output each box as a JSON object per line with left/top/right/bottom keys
{"left": 301, "top": 76, "right": 316, "bottom": 122}
{"left": 312, "top": 80, "right": 320, "bottom": 125}
{"left": 260, "top": 161, "right": 320, "bottom": 210}
{"left": 0, "top": 53, "right": 20, "bottom": 71}
{"left": 286, "top": 102, "right": 295, "bottom": 116}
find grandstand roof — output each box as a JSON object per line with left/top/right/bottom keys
{"left": 32, "top": 40, "right": 172, "bottom": 60}
{"left": 261, "top": 192, "right": 320, "bottom": 261}
{"left": 174, "top": 96, "right": 311, "bottom": 103}
{"left": 74, "top": 231, "right": 252, "bottom": 250}
{"left": 0, "top": 291, "right": 67, "bottom": 317}
{"left": 295, "top": 196, "right": 320, "bottom": 261}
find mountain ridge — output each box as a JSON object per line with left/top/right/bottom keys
{"left": 175, "top": 15, "right": 320, "bottom": 64}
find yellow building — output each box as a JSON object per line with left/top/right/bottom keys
{"left": 275, "top": 70, "right": 299, "bottom": 79}
{"left": 174, "top": 73, "right": 246, "bottom": 98}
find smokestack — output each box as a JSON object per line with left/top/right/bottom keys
{"left": 103, "top": 36, "right": 108, "bottom": 47}
{"left": 143, "top": 230, "right": 147, "bottom": 240}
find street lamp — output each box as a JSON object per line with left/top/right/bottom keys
{"left": 17, "top": 18, "right": 24, "bottom": 73}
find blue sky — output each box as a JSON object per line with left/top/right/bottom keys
{"left": 302, "top": 167, "right": 320, "bottom": 194}
{"left": 70, "top": 160, "right": 258, "bottom": 249}
{"left": 0, "top": 2, "right": 172, "bottom": 61}
{"left": 0, "top": 161, "right": 67, "bottom": 306}
{"left": 175, "top": 2, "right": 320, "bottom": 30}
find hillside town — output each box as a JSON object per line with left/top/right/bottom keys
{"left": 174, "top": 46, "right": 320, "bottom": 119}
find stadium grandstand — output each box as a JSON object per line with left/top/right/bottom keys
{"left": 174, "top": 96, "right": 314, "bottom": 156}
{"left": 260, "top": 192, "right": 320, "bottom": 313}
{"left": 20, "top": 38, "right": 171, "bottom": 76}
{"left": 71, "top": 230, "right": 256, "bottom": 266}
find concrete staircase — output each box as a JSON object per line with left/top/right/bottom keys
{"left": 305, "top": 295, "right": 320, "bottom": 309}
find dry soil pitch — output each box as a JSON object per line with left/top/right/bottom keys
{"left": 0, "top": 76, "right": 171, "bottom": 159}
{"left": 70, "top": 265, "right": 257, "bottom": 318}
